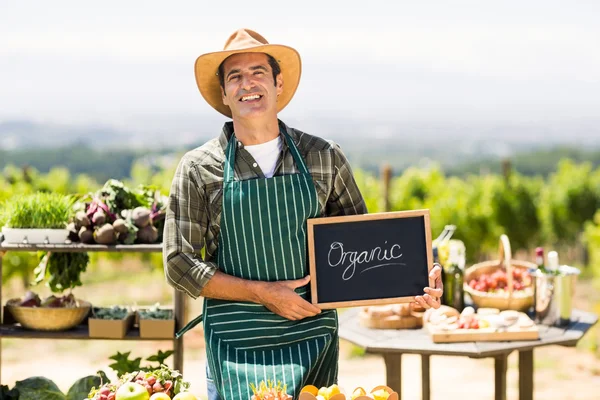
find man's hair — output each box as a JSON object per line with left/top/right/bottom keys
{"left": 218, "top": 53, "right": 281, "bottom": 94}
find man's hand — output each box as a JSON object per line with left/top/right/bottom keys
{"left": 413, "top": 263, "right": 443, "bottom": 309}
{"left": 256, "top": 276, "right": 322, "bottom": 320}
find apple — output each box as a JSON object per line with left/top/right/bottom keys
{"left": 172, "top": 392, "right": 197, "bottom": 400}
{"left": 116, "top": 382, "right": 150, "bottom": 400}
{"left": 149, "top": 393, "right": 171, "bottom": 400}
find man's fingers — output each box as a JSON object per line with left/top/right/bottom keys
{"left": 423, "top": 294, "right": 440, "bottom": 309}
{"left": 424, "top": 287, "right": 443, "bottom": 298}
{"left": 284, "top": 275, "right": 311, "bottom": 290}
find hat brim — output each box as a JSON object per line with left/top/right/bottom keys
{"left": 194, "top": 44, "right": 301, "bottom": 118}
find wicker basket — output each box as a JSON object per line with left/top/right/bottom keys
{"left": 463, "top": 235, "right": 537, "bottom": 311}
{"left": 6, "top": 298, "right": 91, "bottom": 331}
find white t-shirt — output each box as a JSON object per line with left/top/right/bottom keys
{"left": 244, "top": 136, "right": 282, "bottom": 178}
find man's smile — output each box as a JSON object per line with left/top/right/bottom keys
{"left": 239, "top": 94, "right": 263, "bottom": 102}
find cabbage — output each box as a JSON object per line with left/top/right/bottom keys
{"left": 15, "top": 377, "right": 65, "bottom": 400}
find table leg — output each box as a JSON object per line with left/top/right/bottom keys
{"left": 421, "top": 354, "right": 430, "bottom": 400}
{"left": 383, "top": 354, "right": 402, "bottom": 398}
{"left": 519, "top": 350, "right": 534, "bottom": 400}
{"left": 495, "top": 354, "right": 508, "bottom": 400}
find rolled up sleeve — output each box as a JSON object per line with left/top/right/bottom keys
{"left": 162, "top": 156, "right": 217, "bottom": 299}
{"left": 326, "top": 142, "right": 368, "bottom": 217}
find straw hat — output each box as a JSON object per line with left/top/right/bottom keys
{"left": 194, "top": 28, "right": 302, "bottom": 118}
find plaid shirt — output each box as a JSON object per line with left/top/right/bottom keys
{"left": 163, "top": 119, "right": 368, "bottom": 299}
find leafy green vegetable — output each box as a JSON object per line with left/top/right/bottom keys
{"left": 15, "top": 376, "right": 66, "bottom": 400}
{"left": 0, "top": 384, "right": 19, "bottom": 400}
{"left": 92, "top": 306, "right": 130, "bottom": 320}
{"left": 138, "top": 303, "right": 173, "bottom": 320}
{"left": 98, "top": 179, "right": 146, "bottom": 215}
{"left": 66, "top": 371, "right": 108, "bottom": 400}
{"left": 33, "top": 251, "right": 90, "bottom": 293}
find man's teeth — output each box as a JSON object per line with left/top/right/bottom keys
{"left": 241, "top": 94, "right": 261, "bottom": 101}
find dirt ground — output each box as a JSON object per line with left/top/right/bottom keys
{"left": 2, "top": 258, "right": 600, "bottom": 399}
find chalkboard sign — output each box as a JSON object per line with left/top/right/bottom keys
{"left": 307, "top": 209, "right": 433, "bottom": 309}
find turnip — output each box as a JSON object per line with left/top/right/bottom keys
{"left": 94, "top": 223, "right": 116, "bottom": 244}
{"left": 132, "top": 207, "right": 151, "bottom": 228}
{"left": 79, "top": 226, "right": 94, "bottom": 244}
{"left": 137, "top": 224, "right": 158, "bottom": 243}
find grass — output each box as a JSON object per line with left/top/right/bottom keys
{"left": 1, "top": 192, "right": 75, "bottom": 229}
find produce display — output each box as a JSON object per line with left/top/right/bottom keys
{"left": 299, "top": 384, "right": 396, "bottom": 400}
{"left": 68, "top": 179, "right": 167, "bottom": 245}
{"left": 13, "top": 290, "right": 79, "bottom": 308}
{"left": 88, "top": 365, "right": 193, "bottom": 400}
{"left": 467, "top": 267, "right": 532, "bottom": 293}
{"left": 425, "top": 305, "right": 535, "bottom": 331}
{"left": 251, "top": 380, "right": 293, "bottom": 400}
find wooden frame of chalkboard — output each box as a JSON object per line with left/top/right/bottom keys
{"left": 307, "top": 209, "right": 433, "bottom": 309}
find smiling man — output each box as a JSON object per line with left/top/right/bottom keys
{"left": 163, "top": 28, "right": 443, "bottom": 400}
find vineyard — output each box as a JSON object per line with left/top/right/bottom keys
{"left": 2, "top": 158, "right": 600, "bottom": 285}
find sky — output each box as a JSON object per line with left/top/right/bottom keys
{"left": 1, "top": 0, "right": 599, "bottom": 134}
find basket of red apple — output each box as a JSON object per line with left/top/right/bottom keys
{"left": 463, "top": 235, "right": 537, "bottom": 311}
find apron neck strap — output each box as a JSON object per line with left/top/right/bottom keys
{"left": 224, "top": 127, "right": 309, "bottom": 181}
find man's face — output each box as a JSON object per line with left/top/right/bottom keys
{"left": 220, "top": 52, "right": 283, "bottom": 120}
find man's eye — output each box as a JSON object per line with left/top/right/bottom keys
{"left": 228, "top": 75, "right": 240, "bottom": 82}
{"left": 254, "top": 71, "right": 264, "bottom": 75}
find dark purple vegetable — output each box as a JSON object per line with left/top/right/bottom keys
{"left": 79, "top": 226, "right": 94, "bottom": 244}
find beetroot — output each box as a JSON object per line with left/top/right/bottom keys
{"left": 137, "top": 225, "right": 158, "bottom": 243}
{"left": 94, "top": 223, "right": 116, "bottom": 244}
{"left": 132, "top": 207, "right": 151, "bottom": 228}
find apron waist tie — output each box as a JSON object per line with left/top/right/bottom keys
{"left": 176, "top": 312, "right": 203, "bottom": 339}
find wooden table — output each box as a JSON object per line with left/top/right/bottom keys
{"left": 338, "top": 308, "right": 598, "bottom": 400}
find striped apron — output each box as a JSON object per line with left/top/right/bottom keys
{"left": 177, "top": 130, "right": 339, "bottom": 400}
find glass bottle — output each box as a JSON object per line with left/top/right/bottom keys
{"left": 443, "top": 243, "right": 465, "bottom": 311}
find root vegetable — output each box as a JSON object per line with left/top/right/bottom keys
{"left": 132, "top": 207, "right": 151, "bottom": 228}
{"left": 79, "top": 226, "right": 94, "bottom": 244}
{"left": 75, "top": 211, "right": 91, "bottom": 228}
{"left": 113, "top": 218, "right": 129, "bottom": 234}
{"left": 94, "top": 223, "right": 116, "bottom": 244}
{"left": 67, "top": 222, "right": 79, "bottom": 241}
{"left": 137, "top": 225, "right": 158, "bottom": 243}
{"left": 92, "top": 210, "right": 106, "bottom": 226}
